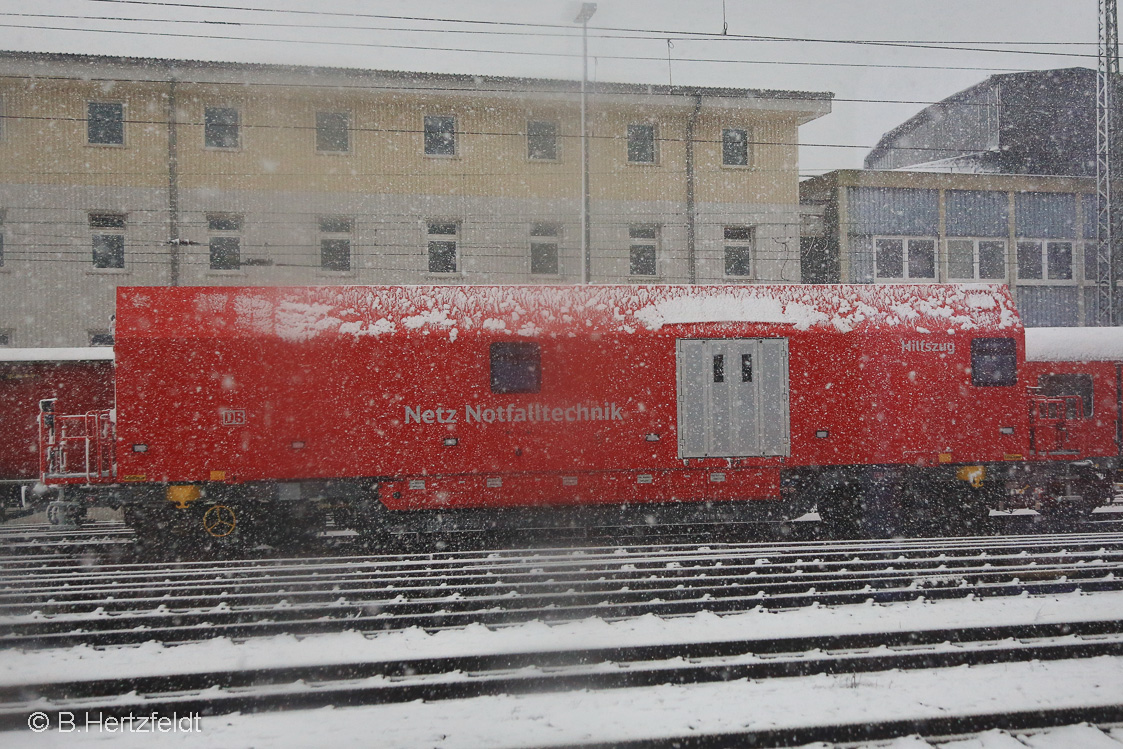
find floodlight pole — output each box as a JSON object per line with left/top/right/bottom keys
{"left": 576, "top": 3, "right": 596, "bottom": 284}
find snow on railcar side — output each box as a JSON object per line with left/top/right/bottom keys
{"left": 28, "top": 284, "right": 1115, "bottom": 541}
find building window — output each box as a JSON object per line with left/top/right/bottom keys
{"left": 0, "top": 331, "right": 10, "bottom": 346}
{"left": 629, "top": 225, "right": 658, "bottom": 276}
{"left": 723, "top": 226, "right": 754, "bottom": 277}
{"left": 205, "top": 107, "right": 240, "bottom": 149}
{"left": 530, "top": 223, "right": 560, "bottom": 275}
{"left": 1048, "top": 242, "right": 1074, "bottom": 280}
{"left": 88, "top": 330, "right": 114, "bottom": 347}
{"left": 319, "top": 216, "right": 353, "bottom": 272}
{"left": 427, "top": 222, "right": 458, "bottom": 273}
{"left": 208, "top": 213, "right": 243, "bottom": 270}
{"left": 627, "top": 123, "right": 656, "bottom": 164}
{"left": 527, "top": 120, "right": 559, "bottom": 161}
{"left": 1085, "top": 244, "right": 1108, "bottom": 282}
{"left": 316, "top": 111, "right": 349, "bottom": 153}
{"left": 1017, "top": 240, "right": 1073, "bottom": 281}
{"left": 87, "top": 102, "right": 124, "bottom": 146}
{"left": 947, "top": 239, "right": 1006, "bottom": 281}
{"left": 424, "top": 115, "right": 457, "bottom": 156}
{"left": 89, "top": 213, "right": 126, "bottom": 269}
{"left": 875, "top": 237, "right": 936, "bottom": 280}
{"left": 490, "top": 342, "right": 541, "bottom": 394}
{"left": 722, "top": 127, "right": 750, "bottom": 167}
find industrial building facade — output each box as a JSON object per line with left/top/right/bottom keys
{"left": 863, "top": 68, "right": 1099, "bottom": 176}
{"left": 0, "top": 51, "right": 831, "bottom": 347}
{"left": 800, "top": 170, "right": 1104, "bottom": 327}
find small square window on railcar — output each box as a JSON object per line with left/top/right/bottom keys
{"left": 971, "top": 338, "right": 1017, "bottom": 387}
{"left": 490, "top": 342, "right": 541, "bottom": 394}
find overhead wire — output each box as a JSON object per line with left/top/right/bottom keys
{"left": 74, "top": 0, "right": 1096, "bottom": 50}
{"left": 0, "top": 22, "right": 1078, "bottom": 74}
{"left": 0, "top": 9, "right": 1099, "bottom": 59}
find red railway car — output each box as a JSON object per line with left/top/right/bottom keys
{"left": 33, "top": 284, "right": 1118, "bottom": 540}
{"left": 1024, "top": 327, "right": 1123, "bottom": 467}
{"left": 0, "top": 348, "right": 114, "bottom": 517}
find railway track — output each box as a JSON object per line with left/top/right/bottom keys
{"left": 0, "top": 520, "right": 135, "bottom": 563}
{"left": 4, "top": 531, "right": 1123, "bottom": 648}
{"left": 2, "top": 618, "right": 1122, "bottom": 732}
{"left": 3, "top": 526, "right": 1123, "bottom": 745}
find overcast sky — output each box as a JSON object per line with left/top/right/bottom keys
{"left": 0, "top": 0, "right": 1099, "bottom": 173}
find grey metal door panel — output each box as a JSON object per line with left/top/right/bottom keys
{"left": 676, "top": 338, "right": 789, "bottom": 459}
{"left": 710, "top": 341, "right": 735, "bottom": 456}
{"left": 758, "top": 339, "right": 790, "bottom": 456}
{"left": 676, "top": 339, "right": 709, "bottom": 458}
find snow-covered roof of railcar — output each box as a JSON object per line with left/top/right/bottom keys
{"left": 1025, "top": 327, "right": 1123, "bottom": 362}
{"left": 117, "top": 284, "right": 1020, "bottom": 343}
{"left": 0, "top": 347, "right": 114, "bottom": 363}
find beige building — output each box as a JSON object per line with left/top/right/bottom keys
{"left": 0, "top": 51, "right": 831, "bottom": 346}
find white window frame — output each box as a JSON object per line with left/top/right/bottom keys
{"left": 626, "top": 122, "right": 658, "bottom": 165}
{"left": 1015, "top": 238, "right": 1077, "bottom": 285}
{"left": 207, "top": 212, "right": 245, "bottom": 273}
{"left": 87, "top": 100, "right": 126, "bottom": 147}
{"left": 529, "top": 222, "right": 561, "bottom": 276}
{"left": 88, "top": 212, "right": 127, "bottom": 272}
{"left": 318, "top": 216, "right": 355, "bottom": 274}
{"left": 426, "top": 220, "right": 460, "bottom": 274}
{"left": 204, "top": 105, "right": 242, "bottom": 151}
{"left": 873, "top": 235, "right": 938, "bottom": 282}
{"left": 722, "top": 226, "right": 755, "bottom": 278}
{"left": 526, "top": 119, "right": 560, "bottom": 162}
{"left": 315, "top": 111, "right": 351, "bottom": 154}
{"left": 1082, "top": 241, "right": 1104, "bottom": 283}
{"left": 88, "top": 329, "right": 114, "bottom": 347}
{"left": 945, "top": 237, "right": 1008, "bottom": 281}
{"left": 423, "top": 115, "right": 458, "bottom": 158}
{"left": 721, "top": 127, "right": 752, "bottom": 168}
{"left": 628, "top": 224, "right": 660, "bottom": 278}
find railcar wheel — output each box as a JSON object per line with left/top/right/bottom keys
{"left": 818, "top": 485, "right": 862, "bottom": 539}
{"left": 939, "top": 489, "right": 991, "bottom": 536}
{"left": 202, "top": 504, "right": 238, "bottom": 537}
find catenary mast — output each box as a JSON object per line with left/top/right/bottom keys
{"left": 1096, "top": 0, "right": 1119, "bottom": 324}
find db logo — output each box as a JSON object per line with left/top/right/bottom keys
{"left": 220, "top": 409, "right": 247, "bottom": 426}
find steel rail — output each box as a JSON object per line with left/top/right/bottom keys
{"left": 5, "top": 538, "right": 1122, "bottom": 596}
{"left": 5, "top": 531, "right": 1123, "bottom": 583}
{"left": 3, "top": 556, "right": 1121, "bottom": 619}
{"left": 5, "top": 570, "right": 1122, "bottom": 649}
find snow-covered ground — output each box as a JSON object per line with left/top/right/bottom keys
{"left": 5, "top": 590, "right": 1123, "bottom": 747}
{"left": 898, "top": 725, "right": 1123, "bottom": 748}
{"left": 8, "top": 657, "right": 1123, "bottom": 748}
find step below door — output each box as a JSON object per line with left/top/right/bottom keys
{"left": 676, "top": 338, "right": 790, "bottom": 459}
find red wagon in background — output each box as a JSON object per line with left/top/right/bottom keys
{"left": 0, "top": 348, "right": 114, "bottom": 519}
